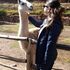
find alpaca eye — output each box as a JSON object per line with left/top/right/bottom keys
{"left": 43, "top": 5, "right": 48, "bottom": 8}
{"left": 21, "top": 2, "right": 26, "bottom": 5}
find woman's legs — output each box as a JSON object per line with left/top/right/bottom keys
{"left": 36, "top": 46, "right": 57, "bottom": 70}
{"left": 45, "top": 46, "right": 57, "bottom": 70}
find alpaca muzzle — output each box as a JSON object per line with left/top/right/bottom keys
{"left": 29, "top": 6, "right": 33, "bottom": 10}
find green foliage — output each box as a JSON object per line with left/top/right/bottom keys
{"left": 0, "top": 10, "right": 7, "bottom": 16}
{"left": 5, "top": 10, "right": 18, "bottom": 15}
{"left": 31, "top": 9, "right": 43, "bottom": 15}
{"left": 0, "top": 9, "right": 18, "bottom": 16}
{"left": 64, "top": 10, "right": 70, "bottom": 14}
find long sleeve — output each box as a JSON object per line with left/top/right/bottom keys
{"left": 28, "top": 16, "right": 43, "bottom": 27}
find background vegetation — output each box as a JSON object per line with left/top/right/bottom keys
{"left": 0, "top": 3, "right": 70, "bottom": 16}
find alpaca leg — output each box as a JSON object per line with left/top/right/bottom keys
{"left": 18, "top": 41, "right": 28, "bottom": 51}
{"left": 26, "top": 43, "right": 32, "bottom": 70}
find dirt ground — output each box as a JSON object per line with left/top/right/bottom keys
{"left": 0, "top": 27, "right": 70, "bottom": 70}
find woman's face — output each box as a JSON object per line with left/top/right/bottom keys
{"left": 44, "top": 5, "right": 53, "bottom": 16}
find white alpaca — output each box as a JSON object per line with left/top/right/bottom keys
{"left": 18, "top": 0, "right": 33, "bottom": 51}
{"left": 18, "top": 0, "right": 33, "bottom": 70}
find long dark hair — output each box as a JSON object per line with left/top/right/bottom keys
{"left": 52, "top": 7, "right": 65, "bottom": 19}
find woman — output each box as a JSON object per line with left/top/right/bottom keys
{"left": 27, "top": 0, "right": 64, "bottom": 70}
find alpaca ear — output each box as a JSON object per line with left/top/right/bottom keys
{"left": 18, "top": 0, "right": 26, "bottom": 5}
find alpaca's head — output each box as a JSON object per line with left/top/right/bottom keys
{"left": 18, "top": 0, "right": 33, "bottom": 12}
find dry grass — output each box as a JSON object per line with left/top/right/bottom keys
{"left": 0, "top": 23, "right": 35, "bottom": 33}
{"left": 0, "top": 23, "right": 19, "bottom": 33}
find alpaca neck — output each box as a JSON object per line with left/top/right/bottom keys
{"left": 18, "top": 11, "right": 29, "bottom": 37}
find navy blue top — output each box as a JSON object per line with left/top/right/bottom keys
{"left": 28, "top": 16, "right": 63, "bottom": 64}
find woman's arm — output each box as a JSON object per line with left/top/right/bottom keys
{"left": 28, "top": 16, "right": 43, "bottom": 27}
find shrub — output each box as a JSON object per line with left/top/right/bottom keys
{"left": 0, "top": 10, "right": 7, "bottom": 16}
{"left": 31, "top": 9, "right": 43, "bottom": 15}
{"left": 0, "top": 10, "right": 7, "bottom": 21}
{"left": 64, "top": 10, "right": 70, "bottom": 15}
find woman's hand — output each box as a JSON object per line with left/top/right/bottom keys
{"left": 25, "top": 11, "right": 30, "bottom": 16}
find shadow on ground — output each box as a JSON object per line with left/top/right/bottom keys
{"left": 0, "top": 63, "right": 18, "bottom": 70}
{"left": 0, "top": 55, "right": 27, "bottom": 63}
